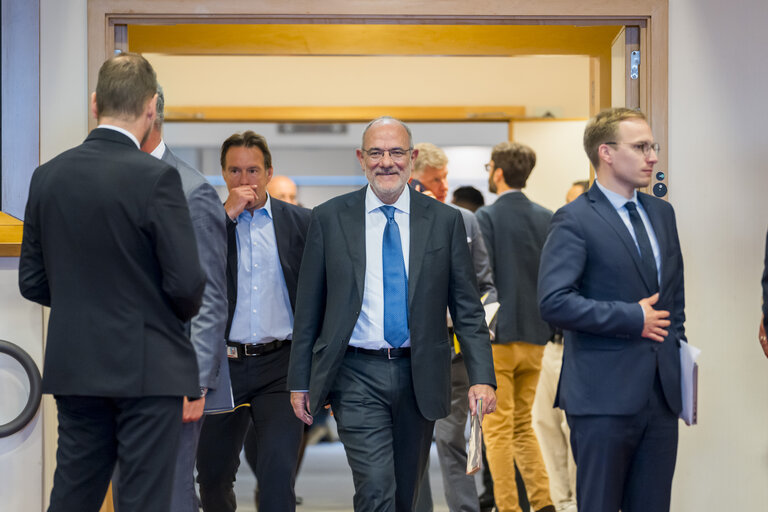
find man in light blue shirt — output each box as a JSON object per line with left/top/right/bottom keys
{"left": 196, "top": 132, "right": 311, "bottom": 512}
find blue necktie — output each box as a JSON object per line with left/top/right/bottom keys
{"left": 380, "top": 206, "right": 409, "bottom": 347}
{"left": 625, "top": 201, "right": 659, "bottom": 294}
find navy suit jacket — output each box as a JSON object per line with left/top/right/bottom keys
{"left": 287, "top": 186, "right": 496, "bottom": 420}
{"left": 538, "top": 184, "right": 686, "bottom": 416}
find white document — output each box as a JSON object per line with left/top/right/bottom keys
{"left": 679, "top": 340, "right": 701, "bottom": 426}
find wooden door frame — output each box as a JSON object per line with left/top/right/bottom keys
{"left": 87, "top": 0, "right": 668, "bottom": 186}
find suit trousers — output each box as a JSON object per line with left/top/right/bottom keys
{"left": 49, "top": 395, "right": 182, "bottom": 512}
{"left": 196, "top": 344, "right": 303, "bottom": 512}
{"left": 566, "top": 371, "right": 678, "bottom": 512}
{"left": 531, "top": 342, "right": 577, "bottom": 512}
{"left": 169, "top": 415, "right": 204, "bottom": 512}
{"left": 329, "top": 350, "right": 434, "bottom": 512}
{"left": 483, "top": 342, "right": 553, "bottom": 512}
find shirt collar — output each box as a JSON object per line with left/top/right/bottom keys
{"left": 149, "top": 139, "right": 166, "bottom": 160}
{"left": 365, "top": 185, "right": 411, "bottom": 215}
{"left": 238, "top": 193, "right": 273, "bottom": 222}
{"left": 594, "top": 178, "right": 638, "bottom": 211}
{"left": 97, "top": 124, "right": 140, "bottom": 149}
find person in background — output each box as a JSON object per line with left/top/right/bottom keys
{"left": 268, "top": 174, "right": 299, "bottom": 205}
{"left": 538, "top": 108, "right": 686, "bottom": 512}
{"left": 19, "top": 52, "right": 205, "bottom": 512}
{"left": 140, "top": 85, "right": 229, "bottom": 512}
{"left": 760, "top": 229, "right": 768, "bottom": 358}
{"left": 288, "top": 117, "right": 497, "bottom": 511}
{"left": 452, "top": 185, "right": 485, "bottom": 212}
{"left": 195, "top": 131, "right": 311, "bottom": 512}
{"left": 476, "top": 142, "right": 555, "bottom": 512}
{"left": 411, "top": 142, "right": 497, "bottom": 512}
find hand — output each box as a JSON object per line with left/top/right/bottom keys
{"left": 468, "top": 384, "right": 496, "bottom": 416}
{"left": 759, "top": 317, "right": 768, "bottom": 358}
{"left": 182, "top": 396, "right": 205, "bottom": 423}
{"left": 224, "top": 185, "right": 259, "bottom": 219}
{"left": 291, "top": 391, "right": 314, "bottom": 426}
{"left": 639, "top": 293, "right": 670, "bottom": 342}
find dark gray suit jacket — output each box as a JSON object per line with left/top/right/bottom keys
{"left": 19, "top": 128, "right": 205, "bottom": 397}
{"left": 538, "top": 185, "right": 685, "bottom": 416}
{"left": 476, "top": 191, "right": 553, "bottom": 345}
{"left": 287, "top": 186, "right": 496, "bottom": 421}
{"left": 161, "top": 146, "right": 230, "bottom": 411}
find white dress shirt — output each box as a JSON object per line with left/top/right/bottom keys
{"left": 97, "top": 124, "right": 140, "bottom": 149}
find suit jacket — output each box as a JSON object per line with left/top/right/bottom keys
{"left": 476, "top": 191, "right": 553, "bottom": 345}
{"left": 762, "top": 230, "right": 768, "bottom": 329}
{"left": 225, "top": 197, "right": 311, "bottom": 339}
{"left": 455, "top": 205, "right": 497, "bottom": 303}
{"left": 19, "top": 128, "right": 205, "bottom": 397}
{"left": 161, "top": 147, "right": 230, "bottom": 411}
{"left": 538, "top": 184, "right": 685, "bottom": 416}
{"left": 287, "top": 186, "right": 496, "bottom": 420}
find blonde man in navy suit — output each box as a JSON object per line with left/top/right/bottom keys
{"left": 538, "top": 108, "right": 686, "bottom": 512}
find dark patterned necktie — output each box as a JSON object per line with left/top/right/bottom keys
{"left": 625, "top": 201, "right": 659, "bottom": 294}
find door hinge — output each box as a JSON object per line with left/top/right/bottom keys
{"left": 630, "top": 51, "right": 640, "bottom": 80}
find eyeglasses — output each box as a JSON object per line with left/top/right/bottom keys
{"left": 362, "top": 147, "right": 412, "bottom": 162}
{"left": 604, "top": 141, "right": 661, "bottom": 157}
{"left": 484, "top": 163, "right": 494, "bottom": 173}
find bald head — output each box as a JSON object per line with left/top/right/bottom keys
{"left": 267, "top": 175, "right": 298, "bottom": 205}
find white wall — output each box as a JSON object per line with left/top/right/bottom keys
{"left": 669, "top": 0, "right": 768, "bottom": 509}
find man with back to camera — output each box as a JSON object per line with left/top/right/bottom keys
{"left": 18, "top": 52, "right": 205, "bottom": 512}
{"left": 195, "top": 131, "right": 310, "bottom": 512}
{"left": 475, "top": 142, "right": 556, "bottom": 512}
{"left": 538, "top": 107, "right": 686, "bottom": 512}
{"left": 530, "top": 179, "right": 590, "bottom": 512}
{"left": 288, "top": 116, "right": 497, "bottom": 511}
{"left": 140, "top": 85, "right": 229, "bottom": 512}
{"left": 410, "top": 141, "right": 497, "bottom": 512}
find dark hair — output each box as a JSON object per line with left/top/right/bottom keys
{"left": 95, "top": 52, "right": 157, "bottom": 120}
{"left": 451, "top": 186, "right": 485, "bottom": 212}
{"left": 491, "top": 141, "right": 536, "bottom": 189}
{"left": 220, "top": 131, "right": 272, "bottom": 170}
{"left": 583, "top": 108, "right": 647, "bottom": 168}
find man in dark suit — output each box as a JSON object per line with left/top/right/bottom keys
{"left": 475, "top": 142, "right": 555, "bottom": 512}
{"left": 196, "top": 131, "right": 310, "bottom": 512}
{"left": 538, "top": 108, "right": 686, "bottom": 512}
{"left": 140, "top": 86, "right": 229, "bottom": 512}
{"left": 18, "top": 53, "right": 205, "bottom": 512}
{"left": 288, "top": 116, "right": 497, "bottom": 511}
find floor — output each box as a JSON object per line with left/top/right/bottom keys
{"left": 232, "top": 441, "right": 454, "bottom": 512}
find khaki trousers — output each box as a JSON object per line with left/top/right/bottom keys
{"left": 483, "top": 342, "right": 553, "bottom": 512}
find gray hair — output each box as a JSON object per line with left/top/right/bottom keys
{"left": 154, "top": 84, "right": 165, "bottom": 126}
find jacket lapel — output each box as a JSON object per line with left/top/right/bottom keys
{"left": 339, "top": 188, "right": 367, "bottom": 304}
{"left": 588, "top": 185, "right": 656, "bottom": 294}
{"left": 408, "top": 188, "right": 435, "bottom": 309}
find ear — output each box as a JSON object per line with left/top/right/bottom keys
{"left": 90, "top": 92, "right": 98, "bottom": 120}
{"left": 492, "top": 167, "right": 503, "bottom": 186}
{"left": 356, "top": 148, "right": 366, "bottom": 169}
{"left": 410, "top": 148, "right": 419, "bottom": 162}
{"left": 146, "top": 93, "right": 158, "bottom": 123}
{"left": 598, "top": 143, "right": 613, "bottom": 165}
{"left": 266, "top": 167, "right": 274, "bottom": 183}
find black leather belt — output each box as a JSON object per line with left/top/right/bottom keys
{"left": 226, "top": 339, "right": 290, "bottom": 360}
{"left": 346, "top": 346, "right": 411, "bottom": 359}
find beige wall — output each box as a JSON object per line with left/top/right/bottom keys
{"left": 11, "top": 0, "right": 768, "bottom": 510}
{"left": 669, "top": 1, "right": 768, "bottom": 509}
{"left": 147, "top": 54, "right": 591, "bottom": 118}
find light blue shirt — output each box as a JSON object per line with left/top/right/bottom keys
{"left": 349, "top": 186, "right": 411, "bottom": 349}
{"left": 229, "top": 195, "right": 294, "bottom": 344}
{"left": 594, "top": 179, "right": 661, "bottom": 285}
